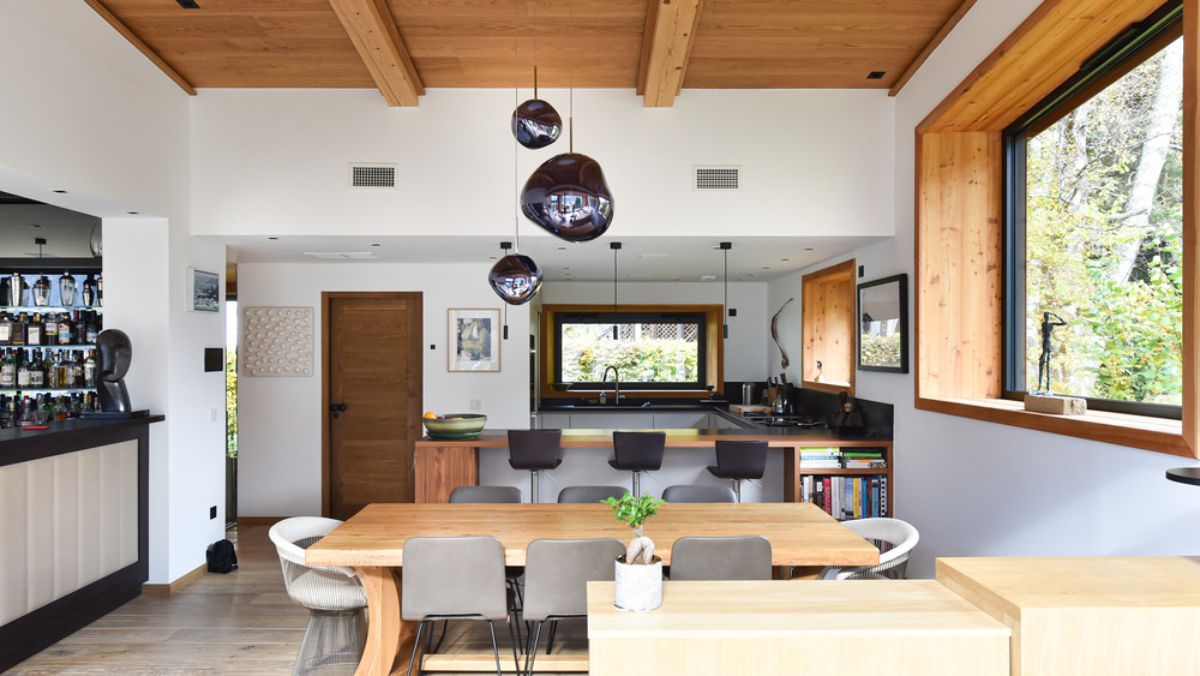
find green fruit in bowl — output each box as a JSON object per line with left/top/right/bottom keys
{"left": 422, "top": 413, "right": 487, "bottom": 440}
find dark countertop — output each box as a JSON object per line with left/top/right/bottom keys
{"left": 0, "top": 414, "right": 165, "bottom": 466}
{"left": 419, "top": 427, "right": 891, "bottom": 448}
{"left": 539, "top": 401, "right": 728, "bottom": 412}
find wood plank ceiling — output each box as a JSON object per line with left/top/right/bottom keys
{"left": 90, "top": 0, "right": 969, "bottom": 106}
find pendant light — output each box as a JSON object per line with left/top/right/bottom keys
{"left": 511, "top": 1, "right": 561, "bottom": 149}
{"left": 719, "top": 242, "right": 731, "bottom": 339}
{"left": 489, "top": 21, "right": 544, "bottom": 308}
{"left": 610, "top": 241, "right": 621, "bottom": 339}
{"left": 520, "top": 0, "right": 614, "bottom": 243}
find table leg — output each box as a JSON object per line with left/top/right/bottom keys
{"left": 355, "top": 566, "right": 414, "bottom": 676}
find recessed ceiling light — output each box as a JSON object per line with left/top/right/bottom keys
{"left": 557, "top": 246, "right": 567, "bottom": 251}
{"left": 761, "top": 266, "right": 770, "bottom": 270}
{"left": 30, "top": 224, "right": 41, "bottom": 228}
{"left": 176, "top": 0, "right": 201, "bottom": 8}
{"left": 268, "top": 236, "right": 279, "bottom": 240}
{"left": 302, "top": 251, "right": 376, "bottom": 260}
{"left": 780, "top": 258, "right": 789, "bottom": 262}
{"left": 52, "top": 189, "right": 67, "bottom": 194}
{"left": 561, "top": 267, "right": 571, "bottom": 270}
{"left": 804, "top": 247, "right": 814, "bottom": 251}
{"left": 127, "top": 211, "right": 139, "bottom": 215}
{"left": 489, "top": 256, "right": 497, "bottom": 260}
{"left": 867, "top": 71, "right": 886, "bottom": 80}
{"left": 371, "top": 243, "right": 381, "bottom": 247}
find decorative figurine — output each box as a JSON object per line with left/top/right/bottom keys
{"left": 1035, "top": 311, "right": 1068, "bottom": 394}
{"left": 771, "top": 298, "right": 794, "bottom": 371}
{"left": 96, "top": 329, "right": 133, "bottom": 414}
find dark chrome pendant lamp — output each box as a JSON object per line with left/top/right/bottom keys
{"left": 610, "top": 241, "right": 621, "bottom": 339}
{"left": 520, "top": 0, "right": 614, "bottom": 243}
{"left": 720, "top": 242, "right": 731, "bottom": 339}
{"left": 512, "top": 67, "right": 562, "bottom": 149}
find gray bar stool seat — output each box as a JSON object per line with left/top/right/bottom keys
{"left": 507, "top": 429, "right": 563, "bottom": 504}
{"left": 705, "top": 440, "right": 768, "bottom": 502}
{"left": 607, "top": 431, "right": 665, "bottom": 497}
{"left": 662, "top": 484, "right": 737, "bottom": 503}
{"left": 669, "top": 536, "right": 773, "bottom": 581}
{"left": 557, "top": 485, "right": 626, "bottom": 503}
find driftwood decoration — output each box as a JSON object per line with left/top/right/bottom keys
{"left": 771, "top": 298, "right": 795, "bottom": 371}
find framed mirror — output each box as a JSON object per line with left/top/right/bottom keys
{"left": 858, "top": 274, "right": 909, "bottom": 373}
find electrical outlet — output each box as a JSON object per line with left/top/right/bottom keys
{"left": 469, "top": 399, "right": 483, "bottom": 411}
{"left": 209, "top": 506, "right": 217, "bottom": 520}
{"left": 209, "top": 408, "right": 219, "bottom": 423}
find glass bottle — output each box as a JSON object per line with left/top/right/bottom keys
{"left": 10, "top": 314, "right": 25, "bottom": 346}
{"left": 0, "top": 311, "right": 10, "bottom": 346}
{"left": 57, "top": 312, "right": 74, "bottom": 345}
{"left": 29, "top": 349, "right": 44, "bottom": 388}
{"left": 26, "top": 313, "right": 41, "bottom": 346}
{"left": 0, "top": 349, "right": 14, "bottom": 388}
{"left": 81, "top": 274, "right": 96, "bottom": 307}
{"left": 59, "top": 272, "right": 77, "bottom": 307}
{"left": 84, "top": 311, "right": 98, "bottom": 344}
{"left": 31, "top": 275, "right": 51, "bottom": 307}
{"left": 84, "top": 349, "right": 97, "bottom": 388}
{"left": 18, "top": 396, "right": 35, "bottom": 427}
{"left": 16, "top": 351, "right": 30, "bottom": 388}
{"left": 45, "top": 312, "right": 58, "bottom": 344}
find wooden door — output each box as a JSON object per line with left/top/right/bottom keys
{"left": 324, "top": 292, "right": 422, "bottom": 519}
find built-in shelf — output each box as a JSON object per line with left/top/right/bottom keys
{"left": 0, "top": 306, "right": 103, "bottom": 312}
{"left": 4, "top": 344, "right": 97, "bottom": 350}
{"left": 798, "top": 467, "right": 887, "bottom": 476}
{"left": 0, "top": 388, "right": 94, "bottom": 394}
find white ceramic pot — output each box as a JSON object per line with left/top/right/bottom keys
{"left": 614, "top": 554, "right": 663, "bottom": 612}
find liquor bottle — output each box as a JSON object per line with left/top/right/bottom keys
{"left": 81, "top": 274, "right": 96, "bottom": 307}
{"left": 84, "top": 349, "right": 96, "bottom": 388}
{"left": 73, "top": 351, "right": 85, "bottom": 388}
{"left": 47, "top": 351, "right": 60, "bottom": 389}
{"left": 84, "top": 311, "right": 98, "bottom": 344}
{"left": 29, "top": 349, "right": 45, "bottom": 388}
{"left": 57, "top": 312, "right": 74, "bottom": 345}
{"left": 18, "top": 396, "right": 35, "bottom": 427}
{"left": 26, "top": 313, "right": 42, "bottom": 346}
{"left": 0, "top": 350, "right": 14, "bottom": 388}
{"left": 0, "top": 311, "right": 10, "bottom": 346}
{"left": 96, "top": 274, "right": 102, "bottom": 307}
{"left": 10, "top": 314, "right": 25, "bottom": 346}
{"left": 45, "top": 312, "right": 58, "bottom": 344}
{"left": 16, "top": 352, "right": 30, "bottom": 388}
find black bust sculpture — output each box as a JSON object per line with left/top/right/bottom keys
{"left": 96, "top": 328, "right": 133, "bottom": 414}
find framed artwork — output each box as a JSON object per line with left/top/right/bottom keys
{"left": 448, "top": 308, "right": 501, "bottom": 372}
{"left": 188, "top": 268, "right": 220, "bottom": 313}
{"left": 242, "top": 306, "right": 314, "bottom": 377}
{"left": 857, "top": 274, "right": 909, "bottom": 373}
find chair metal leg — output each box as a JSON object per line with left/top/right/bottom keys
{"left": 631, "top": 471, "right": 641, "bottom": 497}
{"left": 529, "top": 470, "right": 540, "bottom": 503}
{"left": 487, "top": 620, "right": 502, "bottom": 676}
{"left": 507, "top": 616, "right": 522, "bottom": 671}
{"left": 545, "top": 620, "right": 558, "bottom": 655}
{"left": 406, "top": 621, "right": 427, "bottom": 676}
{"left": 732, "top": 479, "right": 742, "bottom": 502}
{"left": 431, "top": 620, "right": 448, "bottom": 653}
{"left": 524, "top": 621, "right": 543, "bottom": 675}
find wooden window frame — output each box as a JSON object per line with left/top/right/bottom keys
{"left": 914, "top": 0, "right": 1199, "bottom": 458}
{"left": 540, "top": 304, "right": 724, "bottom": 399}
{"left": 802, "top": 260, "right": 858, "bottom": 395}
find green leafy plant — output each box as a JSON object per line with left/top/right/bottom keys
{"left": 604, "top": 492, "right": 665, "bottom": 565}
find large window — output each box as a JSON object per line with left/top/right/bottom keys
{"left": 554, "top": 311, "right": 707, "bottom": 390}
{"left": 1004, "top": 1, "right": 1183, "bottom": 418}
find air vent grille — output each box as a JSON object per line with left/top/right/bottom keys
{"left": 351, "top": 164, "right": 396, "bottom": 188}
{"left": 694, "top": 166, "right": 740, "bottom": 191}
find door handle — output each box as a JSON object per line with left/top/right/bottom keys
{"left": 330, "top": 403, "right": 347, "bottom": 418}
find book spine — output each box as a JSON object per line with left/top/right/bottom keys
{"left": 880, "top": 477, "right": 888, "bottom": 517}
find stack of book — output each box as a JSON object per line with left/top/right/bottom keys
{"left": 798, "top": 448, "right": 841, "bottom": 469}
{"left": 801, "top": 475, "right": 888, "bottom": 520}
{"left": 842, "top": 449, "right": 886, "bottom": 469}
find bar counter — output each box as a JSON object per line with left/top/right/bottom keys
{"left": 415, "top": 427, "right": 892, "bottom": 504}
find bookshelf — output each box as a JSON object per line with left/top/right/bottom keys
{"left": 784, "top": 442, "right": 894, "bottom": 519}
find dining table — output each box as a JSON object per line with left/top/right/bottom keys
{"left": 305, "top": 501, "right": 881, "bottom": 675}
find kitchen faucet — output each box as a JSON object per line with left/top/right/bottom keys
{"left": 601, "top": 365, "right": 622, "bottom": 405}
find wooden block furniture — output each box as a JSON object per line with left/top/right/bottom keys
{"left": 937, "top": 556, "right": 1200, "bottom": 675}
{"left": 586, "top": 580, "right": 1011, "bottom": 676}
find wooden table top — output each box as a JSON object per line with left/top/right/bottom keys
{"left": 305, "top": 502, "right": 881, "bottom": 568}
{"left": 586, "top": 580, "right": 1010, "bottom": 638}
{"left": 937, "top": 556, "right": 1200, "bottom": 613}
{"left": 416, "top": 428, "right": 891, "bottom": 449}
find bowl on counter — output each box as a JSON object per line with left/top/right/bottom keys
{"left": 422, "top": 413, "right": 487, "bottom": 440}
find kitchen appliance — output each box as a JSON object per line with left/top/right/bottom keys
{"left": 741, "top": 382, "right": 757, "bottom": 406}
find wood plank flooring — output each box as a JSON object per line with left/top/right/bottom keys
{"left": 10, "top": 523, "right": 584, "bottom": 674}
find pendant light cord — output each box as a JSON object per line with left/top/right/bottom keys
{"left": 512, "top": 0, "right": 521, "bottom": 254}
{"left": 724, "top": 247, "right": 729, "bottom": 339}
{"left": 568, "top": 0, "right": 574, "bottom": 153}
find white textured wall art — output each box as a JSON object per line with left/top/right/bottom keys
{"left": 243, "top": 307, "right": 313, "bottom": 377}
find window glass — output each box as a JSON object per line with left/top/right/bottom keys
{"left": 557, "top": 314, "right": 704, "bottom": 387}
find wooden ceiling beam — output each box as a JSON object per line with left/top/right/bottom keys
{"left": 638, "top": 0, "right": 705, "bottom": 107}
{"left": 328, "top": 0, "right": 424, "bottom": 107}
{"left": 83, "top": 0, "right": 195, "bottom": 96}
{"left": 889, "top": 0, "right": 978, "bottom": 97}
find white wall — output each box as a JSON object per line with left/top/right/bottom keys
{"left": 0, "top": 1, "right": 227, "bottom": 584}
{"left": 767, "top": 0, "right": 1200, "bottom": 577}
{"left": 190, "top": 88, "right": 894, "bottom": 240}
{"left": 540, "top": 281, "right": 769, "bottom": 382}
{"left": 236, "top": 262, "right": 531, "bottom": 517}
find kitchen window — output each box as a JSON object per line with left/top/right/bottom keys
{"left": 1003, "top": 1, "right": 1183, "bottom": 419}
{"left": 553, "top": 311, "right": 708, "bottom": 390}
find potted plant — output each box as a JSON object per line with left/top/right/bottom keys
{"left": 604, "top": 492, "right": 665, "bottom": 612}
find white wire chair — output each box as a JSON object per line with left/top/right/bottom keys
{"left": 269, "top": 517, "right": 368, "bottom": 675}
{"left": 822, "top": 518, "right": 919, "bottom": 580}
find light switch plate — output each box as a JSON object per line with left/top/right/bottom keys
{"left": 469, "top": 399, "right": 483, "bottom": 411}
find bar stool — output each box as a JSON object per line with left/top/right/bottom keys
{"left": 507, "top": 429, "right": 563, "bottom": 504}
{"left": 706, "top": 440, "right": 768, "bottom": 502}
{"left": 607, "top": 431, "right": 665, "bottom": 497}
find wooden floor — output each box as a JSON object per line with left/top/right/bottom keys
{"left": 11, "top": 523, "right": 583, "bottom": 675}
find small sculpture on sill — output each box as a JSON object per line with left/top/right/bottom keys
{"left": 1025, "top": 311, "right": 1087, "bottom": 416}
{"left": 95, "top": 329, "right": 134, "bottom": 417}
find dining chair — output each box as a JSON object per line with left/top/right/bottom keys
{"left": 449, "top": 485, "right": 523, "bottom": 503}
{"left": 508, "top": 429, "right": 563, "bottom": 503}
{"left": 269, "top": 517, "right": 368, "bottom": 676}
{"left": 608, "top": 431, "right": 665, "bottom": 497}
{"left": 557, "top": 485, "right": 626, "bottom": 503}
{"left": 401, "top": 536, "right": 519, "bottom": 675}
{"left": 522, "top": 538, "right": 625, "bottom": 674}
{"left": 821, "top": 518, "right": 919, "bottom": 580}
{"left": 668, "top": 536, "right": 773, "bottom": 581}
{"left": 661, "top": 484, "right": 737, "bottom": 503}
{"left": 705, "top": 440, "right": 768, "bottom": 501}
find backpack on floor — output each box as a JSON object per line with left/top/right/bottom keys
{"left": 206, "top": 539, "right": 239, "bottom": 573}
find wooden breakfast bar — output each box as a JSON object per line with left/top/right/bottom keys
{"left": 304, "top": 502, "right": 881, "bottom": 675}
{"left": 415, "top": 428, "right": 894, "bottom": 505}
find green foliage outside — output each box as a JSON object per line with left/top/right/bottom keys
{"left": 562, "top": 324, "right": 698, "bottom": 383}
{"left": 604, "top": 492, "right": 664, "bottom": 529}
{"left": 860, "top": 332, "right": 902, "bottom": 368}
{"left": 1024, "top": 39, "right": 1183, "bottom": 405}
{"left": 226, "top": 348, "right": 238, "bottom": 458}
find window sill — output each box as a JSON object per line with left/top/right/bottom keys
{"left": 915, "top": 396, "right": 1193, "bottom": 458}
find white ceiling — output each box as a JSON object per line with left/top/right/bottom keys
{"left": 221, "top": 235, "right": 882, "bottom": 283}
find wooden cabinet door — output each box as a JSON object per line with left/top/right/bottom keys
{"left": 326, "top": 293, "right": 422, "bottom": 519}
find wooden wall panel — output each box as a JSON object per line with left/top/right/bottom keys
{"left": 801, "top": 260, "right": 856, "bottom": 394}
{"left": 1184, "top": 0, "right": 1200, "bottom": 453}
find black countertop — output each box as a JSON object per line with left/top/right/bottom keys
{"left": 0, "top": 414, "right": 165, "bottom": 466}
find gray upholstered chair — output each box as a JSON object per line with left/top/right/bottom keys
{"left": 662, "top": 484, "right": 737, "bottom": 503}
{"left": 401, "top": 536, "right": 518, "bottom": 675}
{"left": 557, "top": 485, "right": 626, "bottom": 504}
{"left": 608, "top": 431, "right": 666, "bottom": 497}
{"left": 269, "top": 517, "right": 368, "bottom": 676}
{"left": 449, "top": 485, "right": 523, "bottom": 503}
{"left": 521, "top": 538, "right": 625, "bottom": 674}
{"left": 821, "top": 518, "right": 919, "bottom": 580}
{"left": 668, "top": 536, "right": 773, "bottom": 581}
{"left": 706, "top": 440, "right": 769, "bottom": 501}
